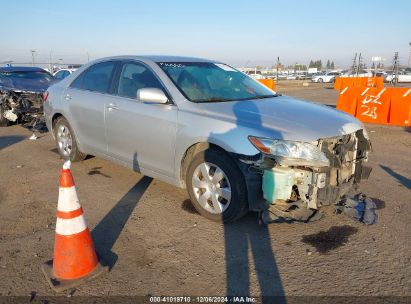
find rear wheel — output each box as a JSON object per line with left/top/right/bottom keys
{"left": 318, "top": 78, "right": 324, "bottom": 83}
{"left": 53, "top": 117, "right": 86, "bottom": 162}
{"left": 186, "top": 149, "right": 248, "bottom": 222}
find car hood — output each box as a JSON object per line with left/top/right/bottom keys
{"left": 187, "top": 95, "right": 363, "bottom": 142}
{"left": 0, "top": 77, "right": 55, "bottom": 93}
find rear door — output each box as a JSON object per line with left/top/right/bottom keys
{"left": 104, "top": 61, "right": 178, "bottom": 177}
{"left": 64, "top": 61, "right": 117, "bottom": 154}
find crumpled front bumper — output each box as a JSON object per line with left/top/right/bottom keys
{"left": 0, "top": 89, "right": 47, "bottom": 131}
{"left": 237, "top": 129, "right": 374, "bottom": 223}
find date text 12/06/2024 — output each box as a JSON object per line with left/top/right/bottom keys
{"left": 149, "top": 296, "right": 257, "bottom": 303}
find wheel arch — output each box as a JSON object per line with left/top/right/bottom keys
{"left": 50, "top": 113, "right": 64, "bottom": 138}
{"left": 179, "top": 141, "right": 235, "bottom": 188}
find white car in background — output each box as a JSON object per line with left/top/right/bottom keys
{"left": 53, "top": 69, "right": 76, "bottom": 81}
{"left": 340, "top": 70, "right": 372, "bottom": 78}
{"left": 286, "top": 74, "right": 297, "bottom": 80}
{"left": 311, "top": 72, "right": 340, "bottom": 83}
{"left": 385, "top": 70, "right": 411, "bottom": 83}
{"left": 247, "top": 73, "right": 265, "bottom": 80}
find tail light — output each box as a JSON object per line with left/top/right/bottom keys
{"left": 43, "top": 91, "right": 49, "bottom": 102}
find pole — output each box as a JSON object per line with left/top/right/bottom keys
{"left": 30, "top": 50, "right": 36, "bottom": 66}
{"left": 352, "top": 53, "right": 357, "bottom": 75}
{"left": 408, "top": 42, "right": 411, "bottom": 67}
{"left": 276, "top": 56, "right": 279, "bottom": 85}
{"left": 49, "top": 51, "right": 53, "bottom": 73}
{"left": 357, "top": 53, "right": 362, "bottom": 77}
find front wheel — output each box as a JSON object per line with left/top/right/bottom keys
{"left": 0, "top": 105, "right": 10, "bottom": 127}
{"left": 186, "top": 149, "right": 248, "bottom": 222}
{"left": 318, "top": 78, "right": 324, "bottom": 83}
{"left": 54, "top": 117, "right": 86, "bottom": 162}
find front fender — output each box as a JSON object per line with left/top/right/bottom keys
{"left": 174, "top": 110, "right": 276, "bottom": 185}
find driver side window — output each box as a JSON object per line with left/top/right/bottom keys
{"left": 117, "top": 62, "right": 164, "bottom": 99}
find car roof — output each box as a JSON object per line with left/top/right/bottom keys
{"left": 0, "top": 66, "right": 47, "bottom": 73}
{"left": 96, "top": 55, "right": 218, "bottom": 63}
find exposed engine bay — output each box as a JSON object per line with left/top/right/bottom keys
{"left": 0, "top": 90, "right": 47, "bottom": 131}
{"left": 237, "top": 129, "right": 374, "bottom": 223}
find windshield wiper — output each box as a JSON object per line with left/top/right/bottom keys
{"left": 252, "top": 94, "right": 278, "bottom": 99}
{"left": 194, "top": 97, "right": 235, "bottom": 103}
{"left": 194, "top": 95, "right": 278, "bottom": 103}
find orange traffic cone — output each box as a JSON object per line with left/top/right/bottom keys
{"left": 42, "top": 160, "right": 107, "bottom": 292}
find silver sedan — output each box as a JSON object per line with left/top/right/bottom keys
{"left": 44, "top": 56, "right": 372, "bottom": 223}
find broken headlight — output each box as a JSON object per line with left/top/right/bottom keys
{"left": 248, "top": 136, "right": 330, "bottom": 167}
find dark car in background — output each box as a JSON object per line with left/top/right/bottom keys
{"left": 0, "top": 66, "right": 54, "bottom": 129}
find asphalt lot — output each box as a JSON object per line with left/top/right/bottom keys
{"left": 0, "top": 83, "right": 410, "bottom": 299}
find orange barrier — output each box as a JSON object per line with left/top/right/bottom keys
{"left": 387, "top": 87, "right": 411, "bottom": 126}
{"left": 334, "top": 77, "right": 384, "bottom": 90}
{"left": 258, "top": 79, "right": 276, "bottom": 91}
{"left": 355, "top": 87, "right": 391, "bottom": 124}
{"left": 372, "top": 77, "right": 384, "bottom": 88}
{"left": 336, "top": 86, "right": 411, "bottom": 126}
{"left": 336, "top": 86, "right": 363, "bottom": 116}
{"left": 42, "top": 161, "right": 107, "bottom": 292}
{"left": 334, "top": 77, "right": 343, "bottom": 90}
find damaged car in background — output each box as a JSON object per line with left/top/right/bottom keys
{"left": 44, "top": 56, "right": 376, "bottom": 225}
{"left": 0, "top": 66, "right": 54, "bottom": 130}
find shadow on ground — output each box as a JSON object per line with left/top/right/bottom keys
{"left": 224, "top": 213, "right": 286, "bottom": 301}
{"left": 380, "top": 165, "right": 411, "bottom": 190}
{"left": 0, "top": 135, "right": 26, "bottom": 150}
{"left": 92, "top": 176, "right": 152, "bottom": 269}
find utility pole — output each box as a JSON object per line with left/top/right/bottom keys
{"left": 351, "top": 53, "right": 357, "bottom": 75}
{"left": 408, "top": 42, "right": 411, "bottom": 67}
{"left": 392, "top": 52, "right": 399, "bottom": 86}
{"left": 49, "top": 51, "right": 53, "bottom": 73}
{"left": 30, "top": 50, "right": 36, "bottom": 66}
{"left": 357, "top": 53, "right": 362, "bottom": 76}
{"left": 276, "top": 56, "right": 279, "bottom": 85}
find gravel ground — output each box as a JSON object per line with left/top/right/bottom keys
{"left": 0, "top": 84, "right": 409, "bottom": 301}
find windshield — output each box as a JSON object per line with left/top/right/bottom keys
{"left": 157, "top": 62, "right": 276, "bottom": 102}
{"left": 0, "top": 71, "right": 53, "bottom": 82}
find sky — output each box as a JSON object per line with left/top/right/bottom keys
{"left": 1, "top": 0, "right": 411, "bottom": 68}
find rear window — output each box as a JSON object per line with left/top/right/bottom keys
{"left": 70, "top": 62, "right": 115, "bottom": 93}
{"left": 0, "top": 71, "right": 53, "bottom": 81}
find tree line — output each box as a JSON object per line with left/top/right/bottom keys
{"left": 309, "top": 59, "right": 335, "bottom": 70}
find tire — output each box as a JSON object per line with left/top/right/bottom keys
{"left": 318, "top": 78, "right": 324, "bottom": 83}
{"left": 186, "top": 148, "right": 248, "bottom": 223}
{"left": 53, "top": 116, "right": 86, "bottom": 162}
{"left": 0, "top": 105, "right": 9, "bottom": 127}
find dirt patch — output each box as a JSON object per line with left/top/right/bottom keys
{"left": 301, "top": 225, "right": 359, "bottom": 254}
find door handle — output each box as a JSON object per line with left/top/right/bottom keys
{"left": 106, "top": 103, "right": 119, "bottom": 110}
{"left": 64, "top": 93, "right": 72, "bottom": 100}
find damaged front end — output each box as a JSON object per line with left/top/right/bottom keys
{"left": 238, "top": 129, "right": 374, "bottom": 224}
{"left": 0, "top": 90, "right": 47, "bottom": 131}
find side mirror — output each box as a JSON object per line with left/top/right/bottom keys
{"left": 136, "top": 88, "right": 168, "bottom": 104}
